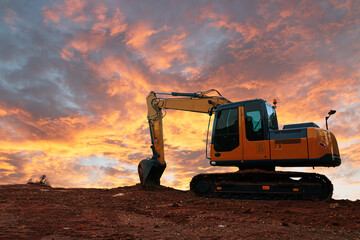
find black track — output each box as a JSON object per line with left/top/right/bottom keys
{"left": 190, "top": 170, "right": 333, "bottom": 201}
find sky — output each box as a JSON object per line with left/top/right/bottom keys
{"left": 0, "top": 0, "right": 359, "bottom": 200}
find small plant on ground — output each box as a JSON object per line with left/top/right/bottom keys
{"left": 27, "top": 175, "right": 51, "bottom": 187}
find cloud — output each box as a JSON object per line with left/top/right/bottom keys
{"left": 4, "top": 7, "right": 19, "bottom": 25}
{"left": 125, "top": 22, "right": 189, "bottom": 71}
{"left": 0, "top": 0, "right": 359, "bottom": 200}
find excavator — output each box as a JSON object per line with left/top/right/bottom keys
{"left": 138, "top": 90, "right": 341, "bottom": 200}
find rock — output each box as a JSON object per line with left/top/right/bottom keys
{"left": 242, "top": 209, "right": 252, "bottom": 214}
{"left": 282, "top": 222, "right": 289, "bottom": 227}
{"left": 112, "top": 193, "right": 125, "bottom": 197}
{"left": 330, "top": 203, "right": 339, "bottom": 209}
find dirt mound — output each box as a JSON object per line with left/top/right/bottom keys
{"left": 0, "top": 184, "right": 359, "bottom": 239}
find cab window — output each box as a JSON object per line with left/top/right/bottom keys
{"left": 244, "top": 102, "right": 265, "bottom": 141}
{"left": 213, "top": 108, "right": 239, "bottom": 152}
{"left": 266, "top": 103, "right": 278, "bottom": 130}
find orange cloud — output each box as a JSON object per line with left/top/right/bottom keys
{"left": 4, "top": 8, "right": 19, "bottom": 25}
{"left": 87, "top": 56, "right": 150, "bottom": 101}
{"left": 201, "top": 7, "right": 260, "bottom": 43}
{"left": 42, "top": 0, "right": 88, "bottom": 23}
{"left": 92, "top": 7, "right": 127, "bottom": 37}
{"left": 148, "top": 32, "right": 189, "bottom": 71}
{"left": 42, "top": 8, "right": 61, "bottom": 23}
{"left": 126, "top": 22, "right": 166, "bottom": 49}
{"left": 63, "top": 0, "right": 88, "bottom": 22}
{"left": 125, "top": 22, "right": 190, "bottom": 71}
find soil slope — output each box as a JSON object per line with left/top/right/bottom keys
{"left": 0, "top": 184, "right": 359, "bottom": 239}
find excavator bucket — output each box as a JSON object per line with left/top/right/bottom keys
{"left": 138, "top": 158, "right": 166, "bottom": 187}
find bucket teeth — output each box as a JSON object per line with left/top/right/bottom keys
{"left": 138, "top": 158, "right": 166, "bottom": 187}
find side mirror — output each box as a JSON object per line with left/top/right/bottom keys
{"left": 325, "top": 110, "right": 336, "bottom": 130}
{"left": 328, "top": 110, "right": 336, "bottom": 116}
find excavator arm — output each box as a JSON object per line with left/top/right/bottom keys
{"left": 138, "top": 90, "right": 231, "bottom": 187}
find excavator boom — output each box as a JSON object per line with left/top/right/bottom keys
{"left": 138, "top": 90, "right": 231, "bottom": 187}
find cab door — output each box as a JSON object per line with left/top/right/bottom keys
{"left": 242, "top": 101, "right": 270, "bottom": 160}
{"left": 211, "top": 107, "right": 243, "bottom": 161}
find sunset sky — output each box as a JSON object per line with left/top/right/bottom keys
{"left": 1, "top": 0, "right": 359, "bottom": 200}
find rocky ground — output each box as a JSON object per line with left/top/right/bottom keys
{"left": 0, "top": 183, "right": 359, "bottom": 239}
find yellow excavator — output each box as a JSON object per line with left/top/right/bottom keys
{"left": 138, "top": 90, "right": 341, "bottom": 200}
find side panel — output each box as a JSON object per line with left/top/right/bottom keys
{"left": 269, "top": 129, "right": 308, "bottom": 160}
{"left": 308, "top": 128, "right": 321, "bottom": 159}
{"left": 270, "top": 139, "right": 308, "bottom": 159}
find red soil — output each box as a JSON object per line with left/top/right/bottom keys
{"left": 1, "top": 184, "right": 359, "bottom": 239}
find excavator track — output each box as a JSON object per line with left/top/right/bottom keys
{"left": 190, "top": 170, "right": 333, "bottom": 201}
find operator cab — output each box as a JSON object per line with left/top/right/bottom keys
{"left": 212, "top": 99, "right": 277, "bottom": 153}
